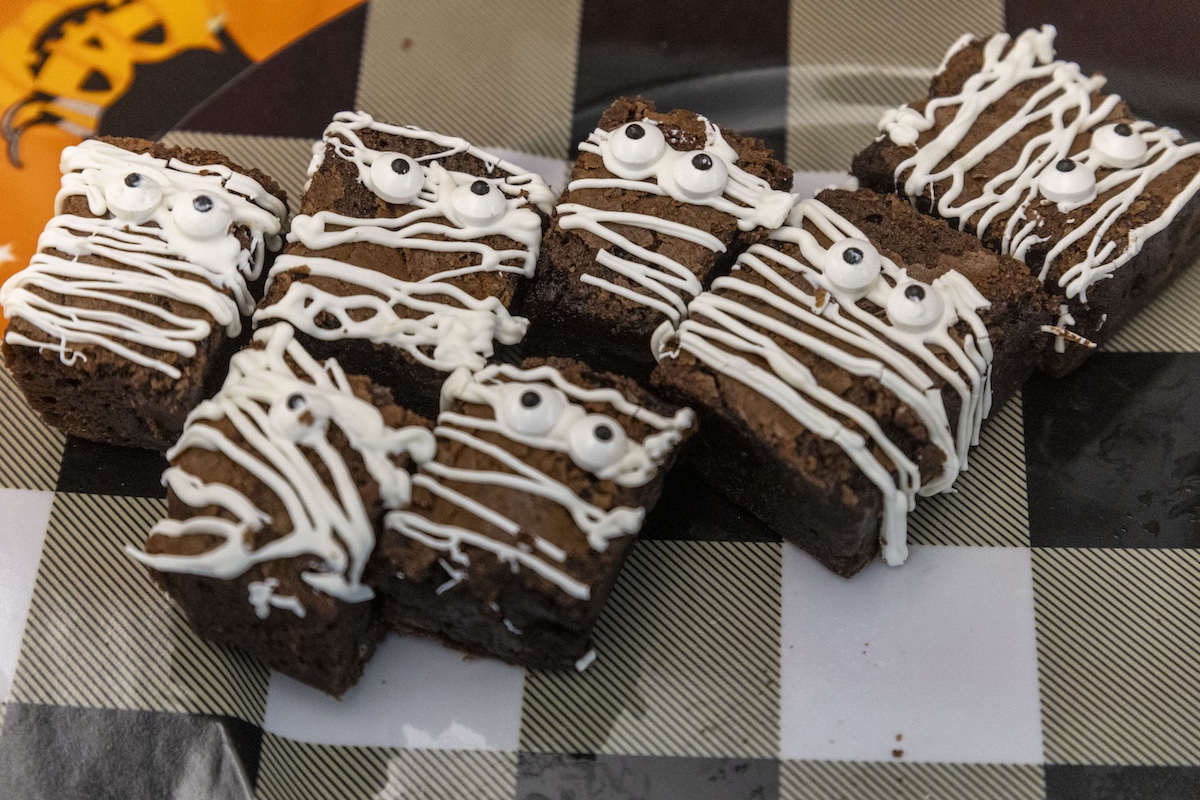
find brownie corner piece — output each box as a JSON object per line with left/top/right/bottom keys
{"left": 852, "top": 26, "right": 1200, "bottom": 376}
{"left": 372, "top": 357, "right": 695, "bottom": 668}
{"left": 520, "top": 96, "right": 796, "bottom": 380}
{"left": 652, "top": 188, "right": 1051, "bottom": 576}
{"left": 128, "top": 324, "right": 435, "bottom": 696}
{"left": 0, "top": 136, "right": 287, "bottom": 450}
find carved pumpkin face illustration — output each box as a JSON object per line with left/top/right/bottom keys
{"left": 0, "top": 0, "right": 224, "bottom": 165}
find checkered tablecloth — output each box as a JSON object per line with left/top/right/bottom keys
{"left": 2, "top": 1, "right": 1200, "bottom": 798}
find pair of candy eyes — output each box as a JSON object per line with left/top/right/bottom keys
{"left": 274, "top": 384, "right": 629, "bottom": 473}
{"left": 104, "top": 172, "right": 231, "bottom": 238}
{"left": 498, "top": 384, "right": 630, "bottom": 473}
{"left": 824, "top": 239, "right": 946, "bottom": 332}
{"left": 607, "top": 121, "right": 729, "bottom": 200}
{"left": 369, "top": 153, "right": 508, "bottom": 227}
{"left": 1039, "top": 123, "right": 1150, "bottom": 204}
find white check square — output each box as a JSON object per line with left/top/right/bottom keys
{"left": 0, "top": 488, "right": 53, "bottom": 702}
{"left": 779, "top": 544, "right": 1043, "bottom": 764}
{"left": 262, "top": 632, "right": 525, "bottom": 750}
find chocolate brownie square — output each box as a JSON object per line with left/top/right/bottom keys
{"left": 521, "top": 97, "right": 795, "bottom": 382}
{"left": 853, "top": 26, "right": 1200, "bottom": 376}
{"left": 129, "top": 324, "right": 436, "bottom": 697}
{"left": 371, "top": 357, "right": 695, "bottom": 669}
{"left": 652, "top": 188, "right": 1054, "bottom": 576}
{"left": 0, "top": 137, "right": 287, "bottom": 450}
{"left": 256, "top": 111, "right": 555, "bottom": 419}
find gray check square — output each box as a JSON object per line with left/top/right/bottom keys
{"left": 1033, "top": 547, "right": 1200, "bottom": 765}
{"left": 0, "top": 361, "right": 65, "bottom": 492}
{"left": 520, "top": 540, "right": 782, "bottom": 759}
{"left": 255, "top": 736, "right": 517, "bottom": 800}
{"left": 9, "top": 493, "right": 267, "bottom": 722}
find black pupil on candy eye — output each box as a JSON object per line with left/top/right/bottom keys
{"left": 1056, "top": 158, "right": 1076, "bottom": 172}
{"left": 843, "top": 247, "right": 863, "bottom": 265}
{"left": 626, "top": 124, "right": 645, "bottom": 140}
{"left": 594, "top": 424, "right": 614, "bottom": 442}
{"left": 193, "top": 195, "right": 213, "bottom": 212}
{"left": 1115, "top": 123, "right": 1132, "bottom": 137}
{"left": 905, "top": 284, "right": 926, "bottom": 302}
{"left": 124, "top": 173, "right": 142, "bottom": 187}
{"left": 692, "top": 153, "right": 713, "bottom": 171}
{"left": 471, "top": 180, "right": 490, "bottom": 196}
{"left": 520, "top": 390, "right": 540, "bottom": 408}
{"left": 287, "top": 393, "right": 305, "bottom": 410}
{"left": 390, "top": 157, "right": 411, "bottom": 174}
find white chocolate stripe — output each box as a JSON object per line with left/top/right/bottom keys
{"left": 390, "top": 511, "right": 592, "bottom": 600}
{"left": 128, "top": 325, "right": 437, "bottom": 613}
{"left": 258, "top": 256, "right": 528, "bottom": 373}
{"left": 559, "top": 203, "right": 715, "bottom": 324}
{"left": 428, "top": 423, "right": 645, "bottom": 549}
{"left": 880, "top": 26, "right": 1200, "bottom": 303}
{"left": 677, "top": 322, "right": 911, "bottom": 561}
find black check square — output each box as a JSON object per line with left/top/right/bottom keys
{"left": 518, "top": 752, "right": 779, "bottom": 800}
{"left": 1023, "top": 352, "right": 1200, "bottom": 549}
{"left": 0, "top": 704, "right": 260, "bottom": 800}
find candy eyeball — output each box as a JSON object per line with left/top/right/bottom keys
{"left": 824, "top": 238, "right": 883, "bottom": 294}
{"left": 567, "top": 414, "right": 629, "bottom": 473}
{"left": 1091, "top": 122, "right": 1148, "bottom": 170}
{"left": 672, "top": 151, "right": 729, "bottom": 201}
{"left": 498, "top": 383, "right": 567, "bottom": 437}
{"left": 369, "top": 153, "right": 423, "bottom": 204}
{"left": 1039, "top": 157, "right": 1097, "bottom": 205}
{"left": 172, "top": 191, "right": 232, "bottom": 239}
{"left": 105, "top": 171, "right": 163, "bottom": 223}
{"left": 885, "top": 281, "right": 946, "bottom": 333}
{"left": 608, "top": 121, "right": 667, "bottom": 171}
{"left": 267, "top": 390, "right": 332, "bottom": 441}
{"left": 451, "top": 179, "right": 507, "bottom": 227}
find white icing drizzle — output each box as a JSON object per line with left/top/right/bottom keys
{"left": 657, "top": 199, "right": 993, "bottom": 566}
{"left": 575, "top": 648, "right": 598, "bottom": 672}
{"left": 387, "top": 364, "right": 693, "bottom": 600}
{"left": 1041, "top": 303, "right": 1096, "bottom": 353}
{"left": 561, "top": 117, "right": 795, "bottom": 326}
{"left": 0, "top": 139, "right": 285, "bottom": 378}
{"left": 878, "top": 26, "right": 1200, "bottom": 303}
{"left": 257, "top": 110, "right": 553, "bottom": 374}
{"left": 248, "top": 578, "right": 307, "bottom": 619}
{"left": 128, "top": 324, "right": 437, "bottom": 613}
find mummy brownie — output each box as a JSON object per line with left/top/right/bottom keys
{"left": 652, "top": 188, "right": 1052, "bottom": 576}
{"left": 129, "top": 324, "right": 436, "bottom": 696}
{"left": 256, "top": 111, "right": 555, "bottom": 418}
{"left": 853, "top": 26, "right": 1200, "bottom": 376}
{"left": 370, "top": 358, "right": 695, "bottom": 668}
{"left": 0, "top": 137, "right": 287, "bottom": 450}
{"left": 521, "top": 97, "right": 795, "bottom": 382}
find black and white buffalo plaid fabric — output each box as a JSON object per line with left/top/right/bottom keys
{"left": 2, "top": 1, "right": 1199, "bottom": 798}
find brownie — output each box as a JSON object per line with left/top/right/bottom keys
{"left": 0, "top": 137, "right": 288, "bottom": 450}
{"left": 371, "top": 357, "right": 695, "bottom": 669}
{"left": 520, "top": 97, "right": 795, "bottom": 383}
{"left": 853, "top": 26, "right": 1200, "bottom": 376}
{"left": 255, "top": 111, "right": 555, "bottom": 419}
{"left": 652, "top": 188, "right": 1054, "bottom": 577}
{"left": 128, "top": 324, "right": 436, "bottom": 697}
